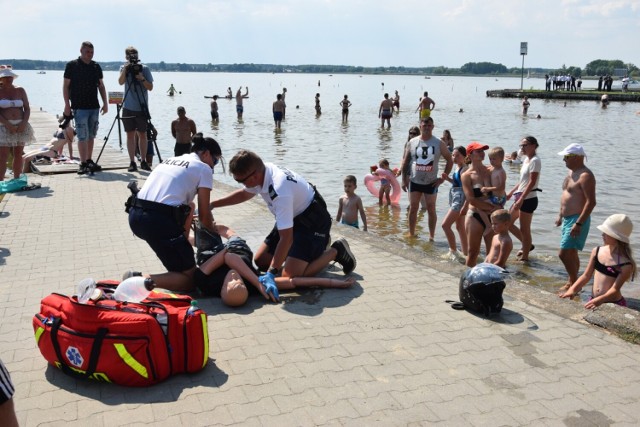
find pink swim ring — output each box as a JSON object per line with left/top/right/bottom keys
{"left": 364, "top": 168, "right": 401, "bottom": 205}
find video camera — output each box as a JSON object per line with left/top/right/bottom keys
{"left": 127, "top": 53, "right": 142, "bottom": 76}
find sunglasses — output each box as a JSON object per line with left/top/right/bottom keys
{"left": 563, "top": 154, "right": 578, "bottom": 160}
{"left": 234, "top": 169, "right": 258, "bottom": 185}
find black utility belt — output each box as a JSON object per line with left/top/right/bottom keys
{"left": 125, "top": 196, "right": 191, "bottom": 226}
{"left": 294, "top": 190, "right": 329, "bottom": 229}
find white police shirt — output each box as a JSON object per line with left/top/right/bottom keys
{"left": 138, "top": 153, "right": 213, "bottom": 206}
{"left": 244, "top": 163, "right": 314, "bottom": 230}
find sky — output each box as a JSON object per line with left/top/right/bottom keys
{"left": 4, "top": 0, "right": 639, "bottom": 69}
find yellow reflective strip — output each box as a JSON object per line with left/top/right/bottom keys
{"left": 113, "top": 343, "right": 149, "bottom": 378}
{"left": 34, "top": 326, "right": 44, "bottom": 344}
{"left": 200, "top": 313, "right": 209, "bottom": 368}
{"left": 150, "top": 290, "right": 179, "bottom": 298}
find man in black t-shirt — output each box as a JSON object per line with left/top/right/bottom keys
{"left": 63, "top": 41, "right": 108, "bottom": 175}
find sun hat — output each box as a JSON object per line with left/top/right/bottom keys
{"left": 0, "top": 66, "right": 18, "bottom": 79}
{"left": 466, "top": 141, "right": 489, "bottom": 155}
{"left": 558, "top": 143, "right": 586, "bottom": 157}
{"left": 596, "top": 214, "right": 633, "bottom": 244}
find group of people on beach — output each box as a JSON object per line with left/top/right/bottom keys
{"left": 2, "top": 40, "right": 636, "bottom": 312}
{"left": 333, "top": 111, "right": 636, "bottom": 310}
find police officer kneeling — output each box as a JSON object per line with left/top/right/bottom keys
{"left": 126, "top": 133, "right": 222, "bottom": 291}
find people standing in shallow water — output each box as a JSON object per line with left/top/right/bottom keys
{"left": 416, "top": 91, "right": 435, "bottom": 119}
{"left": 485, "top": 209, "right": 513, "bottom": 269}
{"left": 315, "top": 93, "right": 321, "bottom": 115}
{"left": 441, "top": 145, "right": 468, "bottom": 258}
{"left": 210, "top": 95, "right": 219, "bottom": 121}
{"left": 236, "top": 86, "right": 248, "bottom": 119}
{"left": 272, "top": 93, "right": 285, "bottom": 129}
{"left": 462, "top": 142, "right": 494, "bottom": 267}
{"left": 340, "top": 95, "right": 352, "bottom": 121}
{"left": 441, "top": 129, "right": 454, "bottom": 152}
{"left": 559, "top": 214, "right": 636, "bottom": 309}
{"left": 555, "top": 143, "right": 596, "bottom": 291}
{"left": 522, "top": 96, "right": 530, "bottom": 115}
{"left": 507, "top": 136, "right": 541, "bottom": 262}
{"left": 379, "top": 93, "right": 393, "bottom": 129}
{"left": 401, "top": 116, "right": 453, "bottom": 240}
{"left": 281, "top": 88, "right": 287, "bottom": 120}
{"left": 336, "top": 175, "right": 367, "bottom": 230}
{"left": 393, "top": 90, "right": 400, "bottom": 113}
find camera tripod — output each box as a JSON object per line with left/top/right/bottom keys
{"left": 95, "top": 66, "right": 162, "bottom": 167}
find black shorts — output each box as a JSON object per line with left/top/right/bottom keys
{"left": 520, "top": 197, "right": 538, "bottom": 214}
{"left": 122, "top": 108, "right": 148, "bottom": 132}
{"left": 128, "top": 207, "right": 195, "bottom": 273}
{"left": 265, "top": 193, "right": 332, "bottom": 263}
{"left": 409, "top": 180, "right": 438, "bottom": 195}
{"left": 193, "top": 237, "right": 260, "bottom": 297}
{"left": 174, "top": 143, "right": 192, "bottom": 157}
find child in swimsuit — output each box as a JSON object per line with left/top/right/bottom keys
{"left": 374, "top": 159, "right": 393, "bottom": 206}
{"left": 336, "top": 175, "right": 367, "bottom": 231}
{"left": 559, "top": 214, "right": 636, "bottom": 309}
{"left": 482, "top": 147, "right": 508, "bottom": 208}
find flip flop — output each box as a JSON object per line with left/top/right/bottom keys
{"left": 20, "top": 183, "right": 42, "bottom": 191}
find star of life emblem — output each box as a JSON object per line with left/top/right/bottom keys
{"left": 65, "top": 346, "right": 84, "bottom": 368}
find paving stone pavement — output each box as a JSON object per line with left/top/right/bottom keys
{"left": 1, "top": 171, "right": 640, "bottom": 427}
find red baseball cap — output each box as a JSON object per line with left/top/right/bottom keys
{"left": 466, "top": 141, "right": 489, "bottom": 155}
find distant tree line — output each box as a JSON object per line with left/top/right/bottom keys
{"left": 1, "top": 58, "right": 636, "bottom": 77}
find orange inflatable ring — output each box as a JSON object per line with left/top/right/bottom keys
{"left": 364, "top": 169, "right": 401, "bottom": 205}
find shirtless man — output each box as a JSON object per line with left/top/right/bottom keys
{"left": 171, "top": 106, "right": 197, "bottom": 156}
{"left": 210, "top": 95, "right": 219, "bottom": 121}
{"left": 416, "top": 91, "right": 435, "bottom": 120}
{"left": 392, "top": 90, "right": 400, "bottom": 112}
{"left": 378, "top": 93, "right": 394, "bottom": 129}
{"left": 236, "top": 86, "right": 248, "bottom": 119}
{"left": 555, "top": 143, "right": 596, "bottom": 290}
{"left": 281, "top": 87, "right": 287, "bottom": 120}
{"left": 272, "top": 94, "right": 285, "bottom": 129}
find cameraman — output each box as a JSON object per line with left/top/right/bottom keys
{"left": 118, "top": 46, "right": 154, "bottom": 172}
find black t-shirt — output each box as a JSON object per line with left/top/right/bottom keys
{"left": 64, "top": 57, "right": 103, "bottom": 110}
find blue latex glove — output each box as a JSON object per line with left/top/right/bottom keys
{"left": 259, "top": 271, "right": 279, "bottom": 301}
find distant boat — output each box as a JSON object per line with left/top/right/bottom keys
{"left": 37, "top": 71, "right": 46, "bottom": 74}
{"left": 424, "top": 76, "right": 431, "bottom": 79}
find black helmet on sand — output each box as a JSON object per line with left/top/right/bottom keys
{"left": 459, "top": 263, "right": 508, "bottom": 316}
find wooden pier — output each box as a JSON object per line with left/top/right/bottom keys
{"left": 28, "top": 110, "right": 131, "bottom": 174}
{"left": 486, "top": 89, "right": 640, "bottom": 102}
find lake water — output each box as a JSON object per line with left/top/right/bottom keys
{"left": 18, "top": 70, "right": 640, "bottom": 294}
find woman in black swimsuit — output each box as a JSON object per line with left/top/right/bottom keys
{"left": 461, "top": 142, "right": 495, "bottom": 267}
{"left": 559, "top": 214, "right": 636, "bottom": 309}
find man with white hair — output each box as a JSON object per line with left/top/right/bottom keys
{"left": 555, "top": 143, "right": 597, "bottom": 291}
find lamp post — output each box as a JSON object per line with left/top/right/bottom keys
{"left": 520, "top": 42, "right": 528, "bottom": 90}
